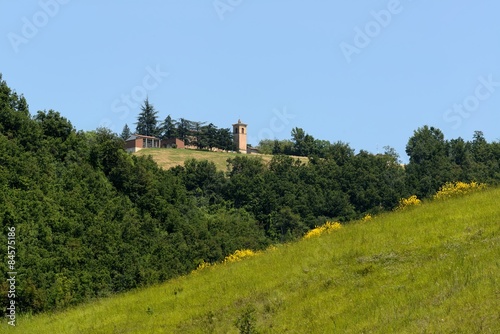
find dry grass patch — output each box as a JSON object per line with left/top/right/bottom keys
{"left": 134, "top": 148, "right": 307, "bottom": 171}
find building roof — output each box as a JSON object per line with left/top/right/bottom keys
{"left": 125, "top": 134, "right": 161, "bottom": 141}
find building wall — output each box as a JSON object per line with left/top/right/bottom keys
{"left": 125, "top": 138, "right": 143, "bottom": 153}
{"left": 125, "top": 136, "right": 161, "bottom": 153}
{"left": 162, "top": 138, "right": 185, "bottom": 149}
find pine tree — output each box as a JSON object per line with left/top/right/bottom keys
{"left": 120, "top": 124, "right": 131, "bottom": 140}
{"left": 135, "top": 97, "right": 159, "bottom": 137}
{"left": 160, "top": 115, "right": 177, "bottom": 139}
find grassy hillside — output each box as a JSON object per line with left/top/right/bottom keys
{"left": 134, "top": 148, "right": 307, "bottom": 171}
{"left": 10, "top": 188, "right": 500, "bottom": 333}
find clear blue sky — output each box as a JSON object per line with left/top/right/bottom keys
{"left": 2, "top": 1, "right": 499, "bottom": 161}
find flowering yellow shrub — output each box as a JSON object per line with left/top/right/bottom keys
{"left": 362, "top": 214, "right": 372, "bottom": 222}
{"left": 433, "top": 181, "right": 486, "bottom": 200}
{"left": 396, "top": 195, "right": 421, "bottom": 210}
{"left": 304, "top": 221, "right": 342, "bottom": 239}
{"left": 223, "top": 249, "right": 259, "bottom": 263}
{"left": 195, "top": 249, "right": 261, "bottom": 272}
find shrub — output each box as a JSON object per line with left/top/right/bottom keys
{"left": 433, "top": 181, "right": 486, "bottom": 200}
{"left": 224, "top": 249, "right": 259, "bottom": 264}
{"left": 395, "top": 195, "right": 421, "bottom": 210}
{"left": 194, "top": 249, "right": 261, "bottom": 273}
{"left": 303, "top": 221, "right": 342, "bottom": 239}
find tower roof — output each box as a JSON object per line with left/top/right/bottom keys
{"left": 233, "top": 119, "right": 247, "bottom": 126}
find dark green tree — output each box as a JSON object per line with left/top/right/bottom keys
{"left": 324, "top": 141, "right": 354, "bottom": 165}
{"left": 0, "top": 76, "right": 36, "bottom": 141}
{"left": 192, "top": 121, "right": 207, "bottom": 149}
{"left": 176, "top": 118, "right": 194, "bottom": 145}
{"left": 203, "top": 123, "right": 218, "bottom": 150}
{"left": 405, "top": 125, "right": 452, "bottom": 198}
{"left": 135, "top": 98, "right": 159, "bottom": 137}
{"left": 34, "top": 110, "right": 74, "bottom": 141}
{"left": 447, "top": 137, "right": 473, "bottom": 181}
{"left": 272, "top": 139, "right": 294, "bottom": 155}
{"left": 469, "top": 131, "right": 495, "bottom": 181}
{"left": 120, "top": 124, "right": 131, "bottom": 140}
{"left": 291, "top": 127, "right": 315, "bottom": 156}
{"left": 181, "top": 159, "right": 226, "bottom": 205}
{"left": 89, "top": 127, "right": 126, "bottom": 174}
{"left": 268, "top": 207, "right": 307, "bottom": 242}
{"left": 9, "top": 91, "right": 29, "bottom": 115}
{"left": 490, "top": 141, "right": 500, "bottom": 182}
{"left": 0, "top": 73, "right": 12, "bottom": 112}
{"left": 217, "top": 128, "right": 235, "bottom": 151}
{"left": 160, "top": 115, "right": 177, "bottom": 139}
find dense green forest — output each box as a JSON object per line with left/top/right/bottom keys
{"left": 1, "top": 75, "right": 499, "bottom": 314}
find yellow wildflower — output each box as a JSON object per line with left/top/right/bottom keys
{"left": 396, "top": 195, "right": 421, "bottom": 210}
{"left": 223, "top": 249, "right": 259, "bottom": 263}
{"left": 433, "top": 181, "right": 486, "bottom": 200}
{"left": 304, "top": 221, "right": 342, "bottom": 239}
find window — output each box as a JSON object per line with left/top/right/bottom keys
{"left": 241, "top": 128, "right": 244, "bottom": 134}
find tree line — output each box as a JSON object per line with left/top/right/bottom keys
{"left": 260, "top": 125, "right": 500, "bottom": 199}
{"left": 120, "top": 98, "right": 236, "bottom": 151}
{"left": 1, "top": 74, "right": 499, "bottom": 314}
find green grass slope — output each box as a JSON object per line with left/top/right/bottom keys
{"left": 133, "top": 148, "right": 307, "bottom": 171}
{"left": 10, "top": 188, "right": 500, "bottom": 333}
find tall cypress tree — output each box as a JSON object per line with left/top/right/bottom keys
{"left": 135, "top": 97, "right": 159, "bottom": 137}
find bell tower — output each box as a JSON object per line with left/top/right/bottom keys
{"left": 232, "top": 119, "right": 247, "bottom": 153}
